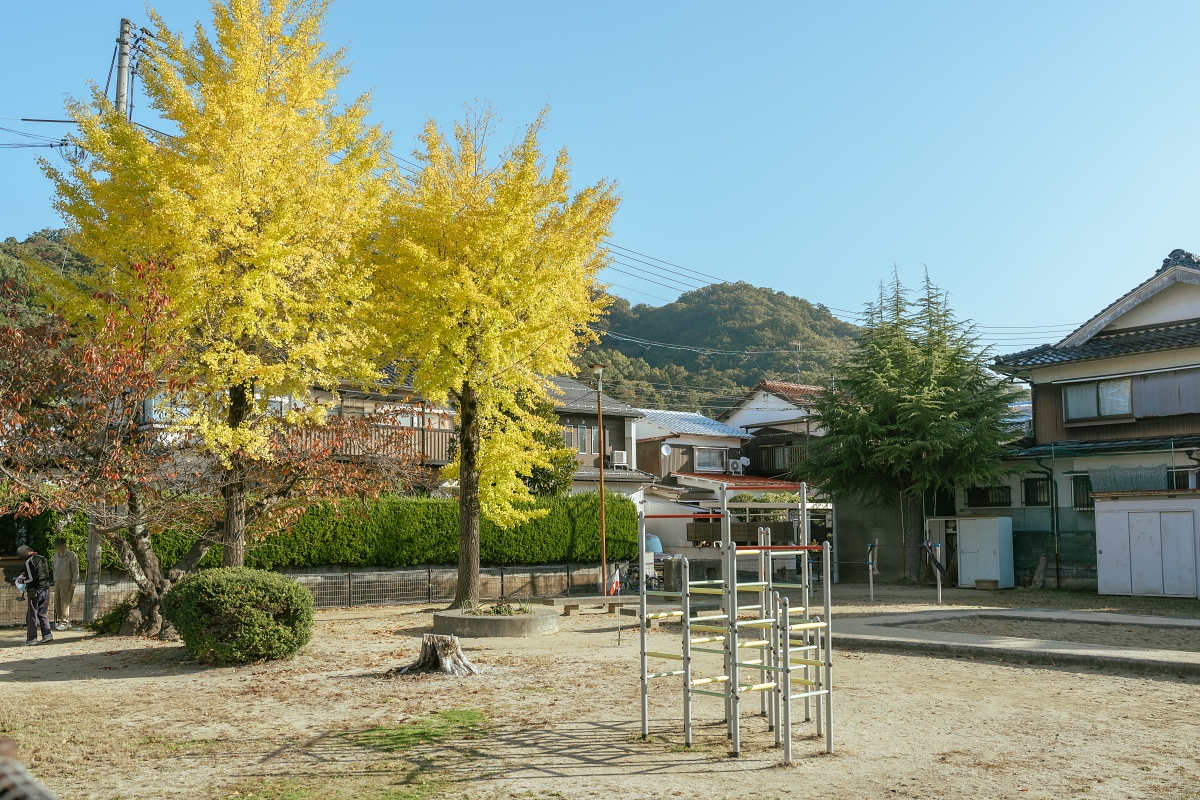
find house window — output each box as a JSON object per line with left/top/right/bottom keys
{"left": 1170, "top": 469, "right": 1196, "bottom": 490}
{"left": 577, "top": 425, "right": 588, "bottom": 454}
{"left": 695, "top": 447, "right": 727, "bottom": 472}
{"left": 1022, "top": 477, "right": 1050, "bottom": 507}
{"left": 965, "top": 485, "right": 1012, "bottom": 508}
{"left": 1072, "top": 475, "right": 1095, "bottom": 510}
{"left": 562, "top": 426, "right": 573, "bottom": 449}
{"left": 1064, "top": 378, "right": 1133, "bottom": 421}
{"left": 591, "top": 426, "right": 600, "bottom": 456}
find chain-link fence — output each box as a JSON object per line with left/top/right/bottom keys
{"left": 1, "top": 564, "right": 607, "bottom": 625}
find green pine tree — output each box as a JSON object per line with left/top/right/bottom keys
{"left": 795, "top": 273, "right": 1025, "bottom": 579}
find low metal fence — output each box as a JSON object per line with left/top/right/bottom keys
{"left": 0, "top": 564, "right": 609, "bottom": 625}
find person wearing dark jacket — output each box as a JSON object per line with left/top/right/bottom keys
{"left": 16, "top": 545, "right": 53, "bottom": 645}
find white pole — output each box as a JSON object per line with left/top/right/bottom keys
{"left": 823, "top": 540, "right": 834, "bottom": 755}
{"left": 802, "top": 535, "right": 812, "bottom": 723}
{"left": 682, "top": 556, "right": 693, "bottom": 747}
{"left": 782, "top": 594, "right": 793, "bottom": 764}
{"left": 639, "top": 512, "right": 648, "bottom": 739}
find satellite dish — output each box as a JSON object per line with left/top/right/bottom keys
{"left": 660, "top": 443, "right": 672, "bottom": 457}
{"left": 739, "top": 456, "right": 751, "bottom": 466}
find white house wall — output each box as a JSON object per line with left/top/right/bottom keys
{"left": 1101, "top": 281, "right": 1200, "bottom": 332}
{"left": 724, "top": 391, "right": 805, "bottom": 430}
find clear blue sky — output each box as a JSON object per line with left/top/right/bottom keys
{"left": 4, "top": 2, "right": 1199, "bottom": 352}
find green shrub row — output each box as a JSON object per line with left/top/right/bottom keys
{"left": 14, "top": 492, "right": 637, "bottom": 571}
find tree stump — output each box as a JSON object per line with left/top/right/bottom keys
{"left": 386, "top": 634, "right": 480, "bottom": 678}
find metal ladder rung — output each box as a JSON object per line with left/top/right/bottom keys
{"left": 648, "top": 669, "right": 685, "bottom": 679}
{"left": 789, "top": 689, "right": 829, "bottom": 700}
{"left": 738, "top": 681, "right": 777, "bottom": 693}
{"left": 691, "top": 675, "right": 729, "bottom": 686}
{"left": 646, "top": 651, "right": 683, "bottom": 661}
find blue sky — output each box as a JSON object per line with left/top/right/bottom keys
{"left": 3, "top": 2, "right": 1199, "bottom": 353}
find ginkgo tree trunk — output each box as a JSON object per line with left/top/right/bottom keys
{"left": 41, "top": 0, "right": 393, "bottom": 565}
{"left": 379, "top": 106, "right": 619, "bottom": 607}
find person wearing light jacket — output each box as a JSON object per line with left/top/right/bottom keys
{"left": 52, "top": 537, "right": 80, "bottom": 631}
{"left": 16, "top": 545, "right": 53, "bottom": 646}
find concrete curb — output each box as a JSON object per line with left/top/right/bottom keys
{"left": 834, "top": 632, "right": 1200, "bottom": 676}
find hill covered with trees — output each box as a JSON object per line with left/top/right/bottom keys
{"left": 577, "top": 282, "right": 860, "bottom": 413}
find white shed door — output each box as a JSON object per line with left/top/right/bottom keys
{"left": 957, "top": 520, "right": 979, "bottom": 587}
{"left": 1129, "top": 512, "right": 1164, "bottom": 596}
{"left": 1161, "top": 511, "right": 1197, "bottom": 597}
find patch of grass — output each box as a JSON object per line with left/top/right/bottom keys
{"left": 350, "top": 710, "right": 489, "bottom": 754}
{"left": 228, "top": 778, "right": 442, "bottom": 800}
{"left": 142, "top": 735, "right": 224, "bottom": 753}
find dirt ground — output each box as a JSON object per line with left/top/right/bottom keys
{"left": 1, "top": 584, "right": 1198, "bottom": 800}
{"left": 900, "top": 615, "right": 1200, "bottom": 652}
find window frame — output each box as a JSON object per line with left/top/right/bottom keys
{"left": 1072, "top": 474, "right": 1095, "bottom": 510}
{"left": 694, "top": 446, "right": 727, "bottom": 473}
{"left": 965, "top": 484, "right": 1012, "bottom": 508}
{"left": 1063, "top": 378, "right": 1133, "bottom": 422}
{"left": 577, "top": 424, "right": 588, "bottom": 454}
{"left": 1022, "top": 476, "right": 1050, "bottom": 507}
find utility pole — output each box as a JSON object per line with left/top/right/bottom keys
{"left": 592, "top": 364, "right": 608, "bottom": 595}
{"left": 114, "top": 18, "right": 133, "bottom": 114}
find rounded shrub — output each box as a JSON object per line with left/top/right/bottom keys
{"left": 162, "top": 567, "right": 314, "bottom": 665}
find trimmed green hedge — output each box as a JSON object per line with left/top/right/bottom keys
{"left": 9, "top": 492, "right": 636, "bottom": 571}
{"left": 162, "top": 567, "right": 314, "bottom": 664}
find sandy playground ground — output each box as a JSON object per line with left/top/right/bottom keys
{"left": 1, "top": 584, "right": 1198, "bottom": 800}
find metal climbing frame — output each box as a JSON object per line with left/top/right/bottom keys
{"left": 638, "top": 487, "right": 835, "bottom": 762}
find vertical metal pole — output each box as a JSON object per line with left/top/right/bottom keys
{"left": 782, "top": 594, "right": 793, "bottom": 765}
{"left": 721, "top": 487, "right": 732, "bottom": 733}
{"left": 758, "top": 528, "right": 768, "bottom": 719}
{"left": 832, "top": 499, "right": 840, "bottom": 584}
{"left": 682, "top": 557, "right": 693, "bottom": 747}
{"left": 596, "top": 373, "right": 607, "bottom": 597}
{"left": 823, "top": 540, "right": 834, "bottom": 755}
{"left": 935, "top": 543, "right": 943, "bottom": 606}
{"left": 802, "top": 540, "right": 812, "bottom": 723}
{"left": 347, "top": 572, "right": 354, "bottom": 607}
{"left": 639, "top": 513, "right": 649, "bottom": 739}
{"left": 867, "top": 542, "right": 875, "bottom": 603}
{"left": 114, "top": 19, "right": 132, "bottom": 114}
{"left": 771, "top": 589, "right": 780, "bottom": 744}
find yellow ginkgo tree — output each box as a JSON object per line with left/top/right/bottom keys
{"left": 380, "top": 106, "right": 619, "bottom": 606}
{"left": 40, "top": 0, "right": 393, "bottom": 565}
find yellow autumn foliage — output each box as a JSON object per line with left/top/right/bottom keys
{"left": 39, "top": 0, "right": 393, "bottom": 463}
{"left": 378, "top": 106, "right": 619, "bottom": 527}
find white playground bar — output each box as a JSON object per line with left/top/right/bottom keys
{"left": 638, "top": 486, "right": 834, "bottom": 762}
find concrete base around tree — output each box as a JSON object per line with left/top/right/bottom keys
{"left": 432, "top": 608, "right": 560, "bottom": 638}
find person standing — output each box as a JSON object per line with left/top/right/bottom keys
{"left": 52, "top": 537, "right": 80, "bottom": 631}
{"left": 16, "top": 545, "right": 53, "bottom": 646}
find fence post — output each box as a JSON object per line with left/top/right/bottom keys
{"left": 501, "top": 567, "right": 506, "bottom": 599}
{"left": 347, "top": 572, "right": 353, "bottom": 607}
{"left": 566, "top": 564, "right": 571, "bottom": 597}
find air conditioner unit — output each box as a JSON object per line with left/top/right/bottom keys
{"left": 727, "top": 460, "right": 744, "bottom": 475}
{"left": 612, "top": 450, "right": 628, "bottom": 468}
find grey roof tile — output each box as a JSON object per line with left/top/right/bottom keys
{"left": 636, "top": 408, "right": 752, "bottom": 439}
{"left": 995, "top": 317, "right": 1200, "bottom": 369}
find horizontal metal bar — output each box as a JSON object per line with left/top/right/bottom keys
{"left": 645, "top": 513, "right": 723, "bottom": 518}
{"left": 688, "top": 580, "right": 724, "bottom": 586}
{"left": 739, "top": 619, "right": 776, "bottom": 628}
{"left": 788, "top": 657, "right": 823, "bottom": 667}
{"left": 790, "top": 622, "right": 827, "bottom": 630}
{"left": 735, "top": 582, "right": 768, "bottom": 590}
{"left": 738, "top": 682, "right": 777, "bottom": 693}
{"left": 647, "top": 651, "right": 683, "bottom": 661}
{"left": 691, "top": 688, "right": 729, "bottom": 697}
{"left": 739, "top": 641, "right": 769, "bottom": 650}
{"left": 692, "top": 646, "right": 725, "bottom": 654}
{"left": 648, "top": 670, "right": 686, "bottom": 679}
{"left": 691, "top": 625, "right": 729, "bottom": 633}
{"left": 789, "top": 689, "right": 829, "bottom": 700}
{"left": 737, "top": 604, "right": 763, "bottom": 611}
{"left": 772, "top": 582, "right": 808, "bottom": 589}
{"left": 738, "top": 662, "right": 783, "bottom": 673}
{"left": 645, "top": 590, "right": 682, "bottom": 597}
{"left": 645, "top": 611, "right": 684, "bottom": 619}
{"left": 689, "top": 588, "right": 725, "bottom": 595}
{"left": 691, "top": 675, "right": 729, "bottom": 686}
{"left": 690, "top": 636, "right": 723, "bottom": 644}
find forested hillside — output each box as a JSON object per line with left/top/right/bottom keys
{"left": 577, "top": 282, "right": 860, "bottom": 414}
{"left": 3, "top": 230, "right": 859, "bottom": 416}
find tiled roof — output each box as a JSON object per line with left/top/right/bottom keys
{"left": 994, "top": 317, "right": 1200, "bottom": 370}
{"left": 572, "top": 466, "right": 657, "bottom": 483}
{"left": 636, "top": 408, "right": 752, "bottom": 439}
{"left": 671, "top": 471, "right": 805, "bottom": 490}
{"left": 1007, "top": 434, "right": 1200, "bottom": 459}
{"left": 547, "top": 376, "right": 642, "bottom": 418}
{"left": 757, "top": 379, "right": 822, "bottom": 404}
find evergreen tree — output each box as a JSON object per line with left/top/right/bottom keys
{"left": 795, "top": 273, "right": 1024, "bottom": 579}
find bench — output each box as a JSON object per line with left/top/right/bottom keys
{"left": 540, "top": 596, "right": 621, "bottom": 616}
